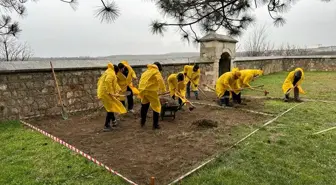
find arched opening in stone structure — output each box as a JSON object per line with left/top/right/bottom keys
{"left": 218, "top": 52, "right": 231, "bottom": 76}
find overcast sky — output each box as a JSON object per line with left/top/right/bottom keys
{"left": 16, "top": 0, "right": 336, "bottom": 57}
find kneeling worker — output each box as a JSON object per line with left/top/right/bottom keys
{"left": 215, "top": 70, "right": 242, "bottom": 107}
{"left": 168, "top": 72, "right": 188, "bottom": 107}
{"left": 138, "top": 62, "right": 166, "bottom": 129}
{"left": 282, "top": 68, "right": 305, "bottom": 102}
{"left": 97, "top": 63, "right": 127, "bottom": 131}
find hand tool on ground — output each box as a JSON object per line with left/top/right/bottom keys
{"left": 185, "top": 75, "right": 208, "bottom": 98}
{"left": 50, "top": 61, "right": 69, "bottom": 120}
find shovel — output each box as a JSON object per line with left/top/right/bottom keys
{"left": 50, "top": 61, "right": 68, "bottom": 120}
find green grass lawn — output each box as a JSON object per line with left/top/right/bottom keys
{"left": 245, "top": 71, "right": 336, "bottom": 100}
{"left": 180, "top": 71, "right": 336, "bottom": 185}
{"left": 0, "top": 121, "right": 128, "bottom": 185}
{"left": 1, "top": 71, "right": 336, "bottom": 185}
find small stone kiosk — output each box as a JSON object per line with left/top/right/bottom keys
{"left": 199, "top": 31, "right": 238, "bottom": 86}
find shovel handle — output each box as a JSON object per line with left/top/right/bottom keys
{"left": 50, "top": 61, "right": 63, "bottom": 105}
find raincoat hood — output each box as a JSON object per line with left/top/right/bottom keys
{"left": 252, "top": 69, "right": 263, "bottom": 76}
{"left": 147, "top": 64, "right": 159, "bottom": 70}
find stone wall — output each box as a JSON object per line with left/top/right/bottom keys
{"left": 234, "top": 56, "right": 336, "bottom": 74}
{"left": 1, "top": 56, "right": 336, "bottom": 121}
{"left": 0, "top": 62, "right": 213, "bottom": 121}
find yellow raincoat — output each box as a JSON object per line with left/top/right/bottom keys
{"left": 168, "top": 73, "right": 188, "bottom": 103}
{"left": 215, "top": 71, "right": 241, "bottom": 98}
{"left": 97, "top": 63, "right": 127, "bottom": 114}
{"left": 116, "top": 60, "right": 140, "bottom": 101}
{"left": 282, "top": 68, "right": 305, "bottom": 94}
{"left": 238, "top": 69, "right": 263, "bottom": 88}
{"left": 138, "top": 64, "right": 166, "bottom": 113}
{"left": 184, "top": 65, "right": 200, "bottom": 91}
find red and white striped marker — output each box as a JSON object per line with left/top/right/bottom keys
{"left": 20, "top": 120, "right": 138, "bottom": 185}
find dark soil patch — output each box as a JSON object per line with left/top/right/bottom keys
{"left": 192, "top": 119, "right": 218, "bottom": 128}
{"left": 30, "top": 98, "right": 268, "bottom": 185}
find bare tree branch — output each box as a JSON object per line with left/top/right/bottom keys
{"left": 0, "top": 35, "right": 33, "bottom": 61}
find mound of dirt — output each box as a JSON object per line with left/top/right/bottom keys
{"left": 191, "top": 119, "right": 218, "bottom": 128}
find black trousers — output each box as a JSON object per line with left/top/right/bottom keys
{"left": 121, "top": 86, "right": 134, "bottom": 110}
{"left": 220, "top": 91, "right": 241, "bottom": 105}
{"left": 232, "top": 92, "right": 242, "bottom": 104}
{"left": 220, "top": 91, "right": 231, "bottom": 106}
{"left": 105, "top": 112, "right": 116, "bottom": 127}
{"left": 140, "top": 103, "right": 159, "bottom": 128}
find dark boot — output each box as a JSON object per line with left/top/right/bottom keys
{"left": 222, "top": 91, "right": 232, "bottom": 107}
{"left": 194, "top": 91, "right": 200, "bottom": 100}
{"left": 283, "top": 94, "right": 290, "bottom": 102}
{"left": 153, "top": 111, "right": 160, "bottom": 129}
{"left": 104, "top": 112, "right": 113, "bottom": 131}
{"left": 294, "top": 87, "right": 303, "bottom": 102}
{"left": 140, "top": 103, "right": 150, "bottom": 127}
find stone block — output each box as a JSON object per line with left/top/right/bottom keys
{"left": 42, "top": 88, "right": 48, "bottom": 94}
{"left": 68, "top": 98, "right": 75, "bottom": 105}
{"left": 0, "top": 75, "right": 7, "bottom": 83}
{"left": 39, "top": 102, "right": 48, "bottom": 109}
{"left": 79, "top": 77, "right": 85, "bottom": 83}
{"left": 3, "top": 91, "right": 10, "bottom": 97}
{"left": 72, "top": 77, "right": 79, "bottom": 84}
{"left": 19, "top": 75, "right": 33, "bottom": 80}
{"left": 25, "top": 82, "right": 34, "bottom": 89}
{"left": 0, "top": 84, "right": 7, "bottom": 91}
{"left": 22, "top": 106, "right": 30, "bottom": 115}
{"left": 84, "top": 84, "right": 90, "bottom": 89}
{"left": 11, "top": 108, "right": 19, "bottom": 114}
{"left": 9, "top": 99, "right": 16, "bottom": 106}
{"left": 25, "top": 97, "right": 34, "bottom": 105}
{"left": 67, "top": 92, "right": 73, "bottom": 98}
{"left": 45, "top": 80, "right": 55, "bottom": 87}
{"left": 8, "top": 75, "right": 18, "bottom": 81}
{"left": 61, "top": 78, "right": 67, "bottom": 85}
{"left": 33, "top": 102, "right": 39, "bottom": 110}
{"left": 73, "top": 71, "right": 83, "bottom": 76}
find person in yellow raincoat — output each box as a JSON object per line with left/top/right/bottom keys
{"left": 215, "top": 70, "right": 242, "bottom": 107}
{"left": 282, "top": 68, "right": 305, "bottom": 102}
{"left": 184, "top": 64, "right": 200, "bottom": 100}
{"left": 116, "top": 60, "right": 139, "bottom": 113}
{"left": 138, "top": 62, "right": 166, "bottom": 129}
{"left": 234, "top": 68, "right": 264, "bottom": 104}
{"left": 97, "top": 63, "right": 127, "bottom": 131}
{"left": 168, "top": 72, "right": 188, "bottom": 107}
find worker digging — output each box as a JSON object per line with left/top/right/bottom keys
{"left": 184, "top": 64, "right": 201, "bottom": 100}
{"left": 116, "top": 60, "right": 139, "bottom": 113}
{"left": 96, "top": 63, "right": 127, "bottom": 132}
{"left": 282, "top": 67, "right": 305, "bottom": 102}
{"left": 215, "top": 70, "right": 242, "bottom": 107}
{"left": 138, "top": 62, "right": 166, "bottom": 129}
